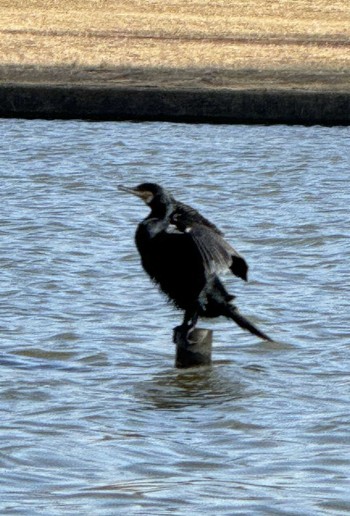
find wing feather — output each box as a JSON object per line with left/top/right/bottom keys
{"left": 189, "top": 224, "right": 248, "bottom": 280}
{"left": 169, "top": 201, "right": 248, "bottom": 281}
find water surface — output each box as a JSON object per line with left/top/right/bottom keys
{"left": 1, "top": 120, "right": 350, "bottom": 514}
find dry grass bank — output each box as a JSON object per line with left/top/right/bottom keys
{"left": 0, "top": 0, "right": 349, "bottom": 90}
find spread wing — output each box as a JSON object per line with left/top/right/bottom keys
{"left": 189, "top": 224, "right": 248, "bottom": 281}
{"left": 169, "top": 199, "right": 248, "bottom": 281}
{"left": 168, "top": 218, "right": 248, "bottom": 281}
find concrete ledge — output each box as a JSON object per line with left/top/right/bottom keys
{"left": 0, "top": 83, "right": 349, "bottom": 125}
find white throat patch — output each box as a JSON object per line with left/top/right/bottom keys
{"left": 143, "top": 192, "right": 154, "bottom": 204}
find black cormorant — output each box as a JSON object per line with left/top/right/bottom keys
{"left": 119, "top": 183, "right": 272, "bottom": 342}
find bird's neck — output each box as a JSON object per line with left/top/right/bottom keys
{"left": 140, "top": 195, "right": 174, "bottom": 238}
{"left": 148, "top": 194, "right": 173, "bottom": 219}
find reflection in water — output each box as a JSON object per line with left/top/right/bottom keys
{"left": 137, "top": 366, "right": 245, "bottom": 410}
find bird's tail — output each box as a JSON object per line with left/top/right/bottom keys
{"left": 227, "top": 306, "right": 273, "bottom": 342}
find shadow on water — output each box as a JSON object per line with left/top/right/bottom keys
{"left": 135, "top": 365, "right": 247, "bottom": 410}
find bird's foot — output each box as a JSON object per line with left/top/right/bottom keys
{"left": 173, "top": 324, "right": 195, "bottom": 345}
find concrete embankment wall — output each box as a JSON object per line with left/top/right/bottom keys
{"left": 0, "top": 84, "right": 349, "bottom": 125}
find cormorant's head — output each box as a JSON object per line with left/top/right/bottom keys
{"left": 118, "top": 183, "right": 166, "bottom": 206}
{"left": 119, "top": 184, "right": 175, "bottom": 221}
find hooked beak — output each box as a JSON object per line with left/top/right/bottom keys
{"left": 118, "top": 185, "right": 140, "bottom": 195}
{"left": 118, "top": 185, "right": 153, "bottom": 203}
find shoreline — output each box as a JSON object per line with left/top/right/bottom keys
{"left": 0, "top": 82, "right": 349, "bottom": 125}
{"left": 1, "top": 0, "right": 349, "bottom": 125}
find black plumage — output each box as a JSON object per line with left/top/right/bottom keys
{"left": 119, "top": 182, "right": 272, "bottom": 342}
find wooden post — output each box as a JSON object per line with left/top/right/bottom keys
{"left": 173, "top": 327, "right": 213, "bottom": 368}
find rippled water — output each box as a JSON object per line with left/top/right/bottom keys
{"left": 1, "top": 119, "right": 350, "bottom": 515}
